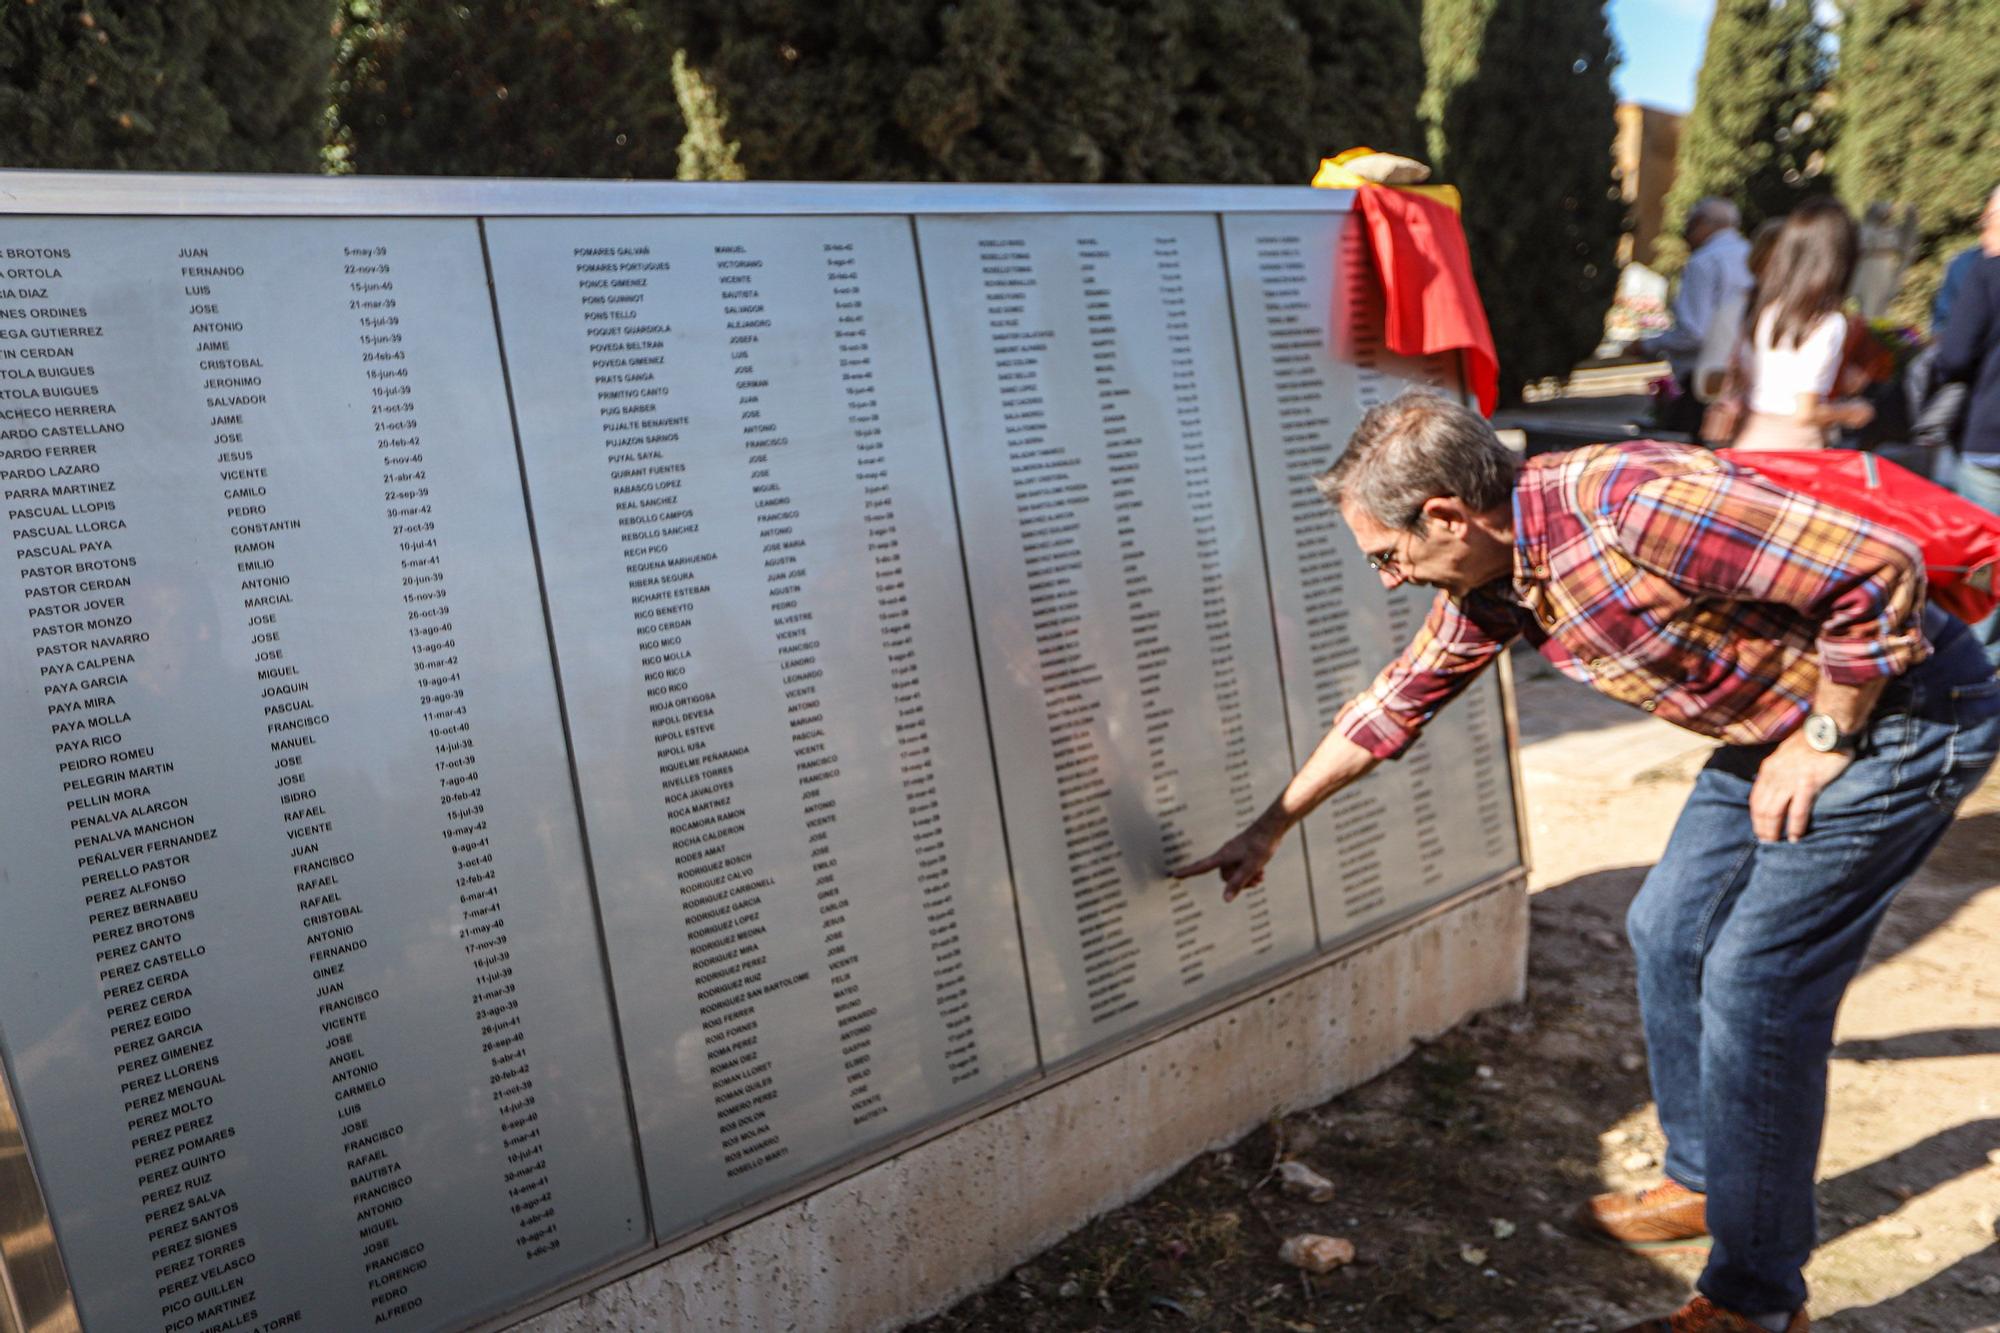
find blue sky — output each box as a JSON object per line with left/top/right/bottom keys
{"left": 1608, "top": 0, "right": 1714, "bottom": 114}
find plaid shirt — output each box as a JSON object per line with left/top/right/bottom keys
{"left": 1334, "top": 442, "right": 1932, "bottom": 759}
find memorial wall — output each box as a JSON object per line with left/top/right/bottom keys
{"left": 0, "top": 218, "right": 646, "bottom": 1333}
{"left": 0, "top": 180, "right": 1522, "bottom": 1333}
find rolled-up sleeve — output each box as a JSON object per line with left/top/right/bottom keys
{"left": 1613, "top": 468, "right": 1930, "bottom": 684}
{"left": 1332, "top": 592, "right": 1514, "bottom": 759}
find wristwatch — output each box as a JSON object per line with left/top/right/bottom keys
{"left": 1802, "top": 712, "right": 1861, "bottom": 756}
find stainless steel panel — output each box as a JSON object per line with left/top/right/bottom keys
{"left": 916, "top": 213, "right": 1318, "bottom": 1063}
{"left": 0, "top": 1057, "right": 79, "bottom": 1333}
{"left": 1221, "top": 212, "right": 1521, "bottom": 943}
{"left": 1402, "top": 631, "right": 1521, "bottom": 898}
{"left": 0, "top": 217, "right": 645, "bottom": 1331}
{"left": 0, "top": 171, "right": 1352, "bottom": 220}
{"left": 484, "top": 215, "right": 1039, "bottom": 1239}
{"left": 1496, "top": 648, "right": 1536, "bottom": 880}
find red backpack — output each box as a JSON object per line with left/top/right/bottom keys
{"left": 1729, "top": 449, "right": 2000, "bottom": 624}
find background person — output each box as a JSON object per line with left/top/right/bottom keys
{"left": 1934, "top": 206, "right": 2000, "bottom": 671}
{"left": 1902, "top": 191, "right": 2000, "bottom": 460}
{"left": 1714, "top": 198, "right": 1874, "bottom": 450}
{"left": 1933, "top": 244, "right": 1984, "bottom": 332}
{"left": 1693, "top": 218, "right": 1784, "bottom": 403}
{"left": 1174, "top": 392, "right": 1999, "bottom": 1333}
{"left": 1636, "top": 198, "right": 1754, "bottom": 433}
{"left": 1931, "top": 189, "right": 2000, "bottom": 333}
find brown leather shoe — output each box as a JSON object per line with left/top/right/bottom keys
{"left": 1614, "top": 1295, "right": 1808, "bottom": 1332}
{"left": 1581, "top": 1178, "right": 1709, "bottom": 1249}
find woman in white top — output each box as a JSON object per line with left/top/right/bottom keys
{"left": 1714, "top": 198, "right": 1874, "bottom": 450}
{"left": 1693, "top": 219, "right": 1782, "bottom": 403}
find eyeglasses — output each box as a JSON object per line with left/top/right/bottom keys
{"left": 1364, "top": 529, "right": 1411, "bottom": 580}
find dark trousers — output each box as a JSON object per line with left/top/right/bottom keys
{"left": 1657, "top": 369, "right": 1705, "bottom": 438}
{"left": 1625, "top": 612, "right": 2000, "bottom": 1313}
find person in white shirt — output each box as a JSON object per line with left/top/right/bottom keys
{"left": 1722, "top": 198, "right": 1874, "bottom": 451}
{"left": 1693, "top": 219, "right": 1783, "bottom": 403}
{"left": 1639, "top": 199, "right": 1755, "bottom": 429}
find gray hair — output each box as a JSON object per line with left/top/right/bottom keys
{"left": 1314, "top": 391, "right": 1516, "bottom": 533}
{"left": 1688, "top": 196, "right": 1740, "bottom": 233}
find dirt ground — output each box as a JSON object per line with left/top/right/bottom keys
{"left": 913, "top": 649, "right": 2000, "bottom": 1332}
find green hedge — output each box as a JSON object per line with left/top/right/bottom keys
{"left": 658, "top": 0, "right": 1427, "bottom": 183}
{"left": 0, "top": 1, "right": 333, "bottom": 172}
{"left": 1422, "top": 0, "right": 1623, "bottom": 401}
{"left": 1655, "top": 0, "right": 1833, "bottom": 276}
{"left": 329, "top": 0, "right": 683, "bottom": 178}
{"left": 1832, "top": 0, "right": 2000, "bottom": 327}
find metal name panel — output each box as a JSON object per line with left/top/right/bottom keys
{"left": 0, "top": 175, "right": 1529, "bottom": 1333}
{"left": 1222, "top": 212, "right": 1520, "bottom": 940}
{"left": 483, "top": 215, "right": 1039, "bottom": 1237}
{"left": 916, "top": 213, "right": 1318, "bottom": 1062}
{"left": 0, "top": 217, "right": 645, "bottom": 1332}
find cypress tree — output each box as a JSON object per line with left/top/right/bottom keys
{"left": 1831, "top": 0, "right": 2000, "bottom": 326}
{"left": 329, "top": 0, "right": 683, "bottom": 177}
{"left": 654, "top": 0, "right": 1427, "bottom": 184}
{"left": 1422, "top": 0, "right": 1623, "bottom": 401}
{"left": 0, "top": 1, "right": 335, "bottom": 172}
{"left": 1655, "top": 0, "right": 1833, "bottom": 275}
{"left": 1299, "top": 0, "right": 1428, "bottom": 167}
{"left": 672, "top": 50, "right": 745, "bottom": 183}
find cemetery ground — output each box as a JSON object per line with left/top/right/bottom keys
{"left": 917, "top": 649, "right": 2000, "bottom": 1332}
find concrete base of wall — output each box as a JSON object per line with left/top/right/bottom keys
{"left": 514, "top": 879, "right": 1528, "bottom": 1332}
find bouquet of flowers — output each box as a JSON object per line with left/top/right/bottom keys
{"left": 1837, "top": 313, "right": 1925, "bottom": 395}
{"left": 1865, "top": 318, "right": 1927, "bottom": 377}
{"left": 1605, "top": 292, "right": 1671, "bottom": 346}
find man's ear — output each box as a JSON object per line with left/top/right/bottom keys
{"left": 1420, "top": 495, "right": 1469, "bottom": 533}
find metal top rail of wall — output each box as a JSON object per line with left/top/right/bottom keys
{"left": 0, "top": 170, "right": 1359, "bottom": 217}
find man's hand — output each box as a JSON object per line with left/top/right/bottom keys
{"left": 1750, "top": 733, "right": 1854, "bottom": 842}
{"left": 1171, "top": 814, "right": 1293, "bottom": 903}
{"left": 1175, "top": 712, "right": 1378, "bottom": 902}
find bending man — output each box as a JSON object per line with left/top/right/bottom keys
{"left": 1174, "top": 392, "right": 2000, "bottom": 1333}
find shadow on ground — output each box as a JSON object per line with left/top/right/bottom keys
{"left": 912, "top": 804, "right": 2000, "bottom": 1332}
{"left": 1827, "top": 1246, "right": 2000, "bottom": 1330}
{"left": 1832, "top": 1029, "right": 2000, "bottom": 1061}
{"left": 1817, "top": 1117, "right": 2000, "bottom": 1247}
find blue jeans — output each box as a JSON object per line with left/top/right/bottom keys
{"left": 1952, "top": 455, "right": 2000, "bottom": 671}
{"left": 1626, "top": 609, "right": 2000, "bottom": 1315}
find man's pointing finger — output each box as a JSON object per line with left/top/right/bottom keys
{"left": 1222, "top": 867, "right": 1263, "bottom": 903}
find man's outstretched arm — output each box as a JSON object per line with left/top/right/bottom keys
{"left": 1169, "top": 729, "right": 1379, "bottom": 902}
{"left": 1173, "top": 590, "right": 1512, "bottom": 901}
